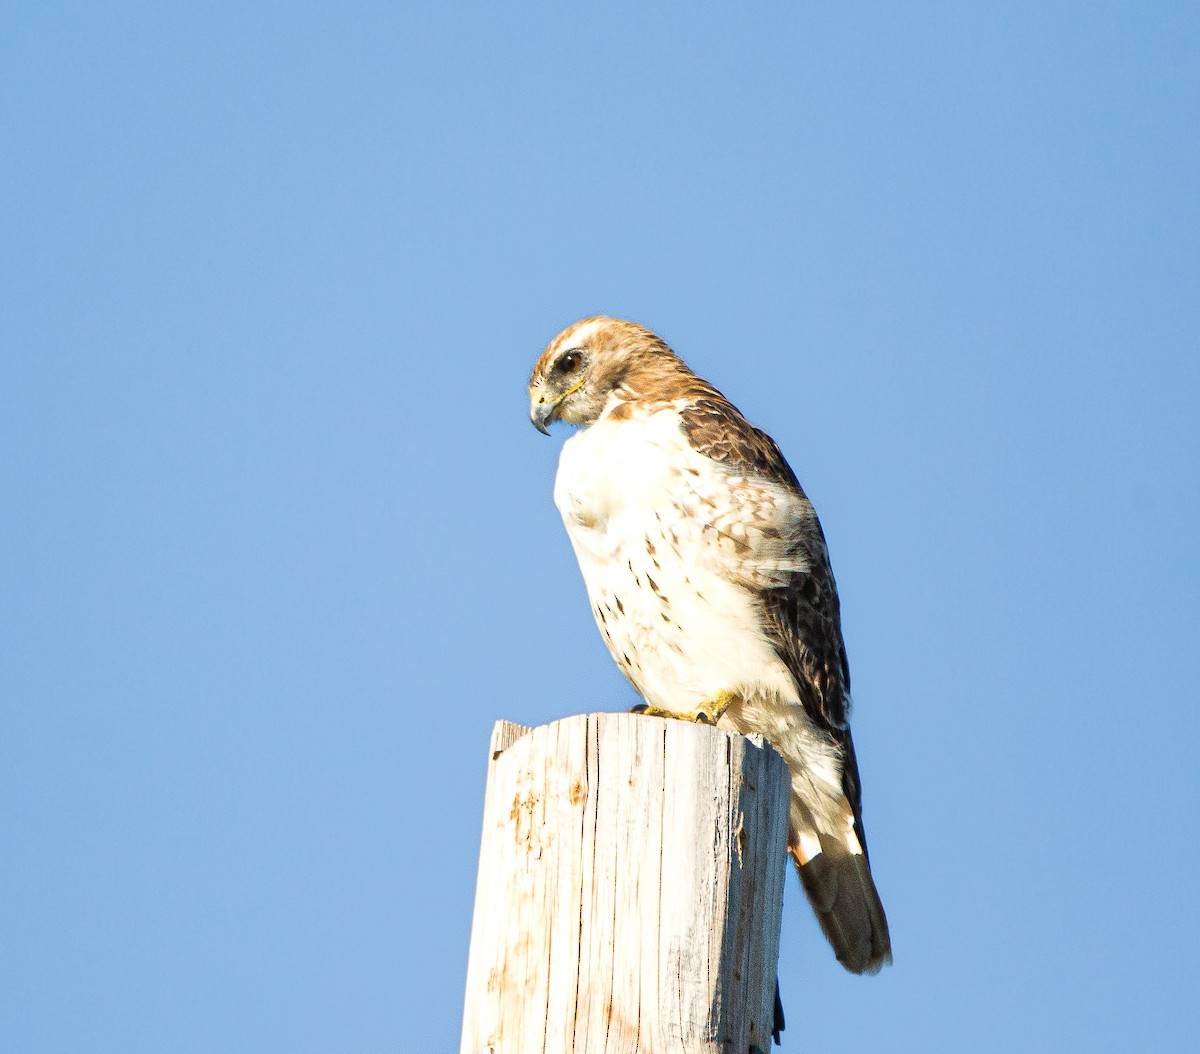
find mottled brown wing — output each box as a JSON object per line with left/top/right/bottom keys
{"left": 679, "top": 396, "right": 870, "bottom": 847}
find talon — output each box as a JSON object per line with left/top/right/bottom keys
{"left": 631, "top": 694, "right": 737, "bottom": 724}
{"left": 696, "top": 691, "right": 729, "bottom": 725}
{"left": 628, "top": 703, "right": 687, "bottom": 720}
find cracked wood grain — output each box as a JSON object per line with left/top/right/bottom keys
{"left": 460, "top": 713, "right": 789, "bottom": 1054}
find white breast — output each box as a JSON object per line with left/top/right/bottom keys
{"left": 553, "top": 405, "right": 801, "bottom": 713}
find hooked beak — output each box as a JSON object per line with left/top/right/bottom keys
{"left": 530, "top": 393, "right": 558, "bottom": 435}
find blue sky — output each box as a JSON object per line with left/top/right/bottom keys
{"left": 2, "top": 3, "right": 1197, "bottom": 1051}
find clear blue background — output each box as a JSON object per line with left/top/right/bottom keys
{"left": 3, "top": 3, "right": 1197, "bottom": 1051}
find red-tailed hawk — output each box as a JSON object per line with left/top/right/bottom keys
{"left": 529, "top": 316, "right": 892, "bottom": 976}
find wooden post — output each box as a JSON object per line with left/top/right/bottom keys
{"left": 460, "top": 712, "right": 791, "bottom": 1054}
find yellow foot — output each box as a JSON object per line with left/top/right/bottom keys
{"left": 629, "top": 690, "right": 737, "bottom": 726}
{"left": 696, "top": 689, "right": 737, "bottom": 724}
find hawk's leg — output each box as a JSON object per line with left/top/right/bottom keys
{"left": 628, "top": 689, "right": 737, "bottom": 726}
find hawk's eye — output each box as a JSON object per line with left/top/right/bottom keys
{"left": 558, "top": 350, "right": 582, "bottom": 374}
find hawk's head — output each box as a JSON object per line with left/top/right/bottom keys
{"left": 528, "top": 316, "right": 683, "bottom": 434}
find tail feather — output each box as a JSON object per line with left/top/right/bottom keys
{"left": 792, "top": 833, "right": 892, "bottom": 974}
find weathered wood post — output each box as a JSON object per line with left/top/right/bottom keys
{"left": 460, "top": 712, "right": 791, "bottom": 1054}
